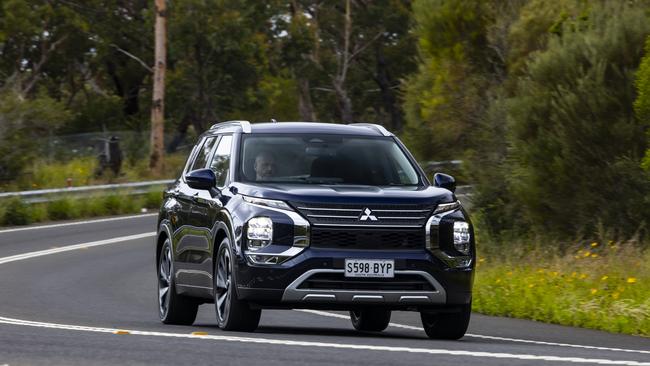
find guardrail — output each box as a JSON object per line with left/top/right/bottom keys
{"left": 0, "top": 180, "right": 175, "bottom": 204}
{"left": 0, "top": 160, "right": 473, "bottom": 206}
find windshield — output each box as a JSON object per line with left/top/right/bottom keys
{"left": 239, "top": 134, "right": 421, "bottom": 186}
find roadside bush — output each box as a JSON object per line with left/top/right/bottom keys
{"left": 46, "top": 198, "right": 79, "bottom": 221}
{"left": 1, "top": 198, "right": 32, "bottom": 226}
{"left": 143, "top": 190, "right": 163, "bottom": 209}
{"left": 102, "top": 195, "right": 123, "bottom": 215}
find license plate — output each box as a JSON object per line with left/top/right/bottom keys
{"left": 344, "top": 259, "right": 394, "bottom": 278}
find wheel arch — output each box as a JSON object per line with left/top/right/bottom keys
{"left": 156, "top": 220, "right": 173, "bottom": 269}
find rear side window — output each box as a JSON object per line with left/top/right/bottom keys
{"left": 209, "top": 135, "right": 233, "bottom": 186}
{"left": 189, "top": 136, "right": 217, "bottom": 171}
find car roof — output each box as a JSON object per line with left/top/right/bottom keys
{"left": 208, "top": 121, "right": 392, "bottom": 137}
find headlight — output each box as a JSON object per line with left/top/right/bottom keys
{"left": 453, "top": 221, "right": 471, "bottom": 254}
{"left": 247, "top": 217, "right": 273, "bottom": 251}
{"left": 433, "top": 200, "right": 461, "bottom": 215}
{"left": 242, "top": 195, "right": 293, "bottom": 211}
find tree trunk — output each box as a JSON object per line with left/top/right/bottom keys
{"left": 297, "top": 77, "right": 316, "bottom": 121}
{"left": 375, "top": 45, "right": 402, "bottom": 131}
{"left": 333, "top": 78, "right": 353, "bottom": 123}
{"left": 149, "top": 0, "right": 167, "bottom": 174}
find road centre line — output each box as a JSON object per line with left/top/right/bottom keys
{"left": 0, "top": 213, "right": 158, "bottom": 234}
{"left": 0, "top": 315, "right": 648, "bottom": 365}
{"left": 0, "top": 229, "right": 648, "bottom": 362}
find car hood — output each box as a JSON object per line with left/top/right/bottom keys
{"left": 232, "top": 182, "right": 454, "bottom": 206}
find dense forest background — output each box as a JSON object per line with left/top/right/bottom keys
{"left": 1, "top": 0, "right": 649, "bottom": 242}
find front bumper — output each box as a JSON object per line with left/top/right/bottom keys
{"left": 235, "top": 248, "right": 473, "bottom": 308}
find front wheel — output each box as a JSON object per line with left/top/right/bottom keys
{"left": 214, "top": 237, "right": 261, "bottom": 331}
{"left": 158, "top": 238, "right": 198, "bottom": 325}
{"left": 420, "top": 303, "right": 471, "bottom": 340}
{"left": 349, "top": 308, "right": 391, "bottom": 332}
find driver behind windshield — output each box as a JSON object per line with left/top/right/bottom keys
{"left": 254, "top": 151, "right": 276, "bottom": 181}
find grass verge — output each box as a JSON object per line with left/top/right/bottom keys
{"left": 0, "top": 191, "right": 163, "bottom": 226}
{"left": 474, "top": 238, "right": 650, "bottom": 336}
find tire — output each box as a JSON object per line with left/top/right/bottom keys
{"left": 214, "top": 237, "right": 261, "bottom": 331}
{"left": 158, "top": 238, "right": 198, "bottom": 325}
{"left": 420, "top": 303, "right": 471, "bottom": 340}
{"left": 349, "top": 308, "right": 391, "bottom": 332}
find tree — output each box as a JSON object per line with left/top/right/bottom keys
{"left": 635, "top": 36, "right": 650, "bottom": 171}
{"left": 149, "top": 0, "right": 166, "bottom": 174}
{"left": 401, "top": 0, "right": 494, "bottom": 161}
{"left": 506, "top": 3, "right": 650, "bottom": 236}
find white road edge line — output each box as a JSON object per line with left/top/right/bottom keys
{"left": 0, "top": 213, "right": 158, "bottom": 234}
{"left": 0, "top": 232, "right": 649, "bottom": 364}
{"left": 0, "top": 232, "right": 156, "bottom": 265}
{"left": 296, "top": 309, "right": 650, "bottom": 355}
{"left": 0, "top": 315, "right": 649, "bottom": 366}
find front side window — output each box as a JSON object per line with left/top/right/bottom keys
{"left": 209, "top": 135, "right": 233, "bottom": 186}
{"left": 189, "top": 136, "right": 217, "bottom": 171}
{"left": 239, "top": 134, "right": 421, "bottom": 186}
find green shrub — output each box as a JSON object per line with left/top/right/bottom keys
{"left": 103, "top": 195, "right": 122, "bottom": 215}
{"left": 46, "top": 198, "right": 79, "bottom": 221}
{"left": 1, "top": 198, "right": 32, "bottom": 226}
{"left": 29, "top": 204, "right": 48, "bottom": 223}
{"left": 143, "top": 190, "right": 163, "bottom": 209}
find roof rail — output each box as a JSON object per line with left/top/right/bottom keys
{"left": 210, "top": 120, "right": 252, "bottom": 133}
{"left": 349, "top": 123, "right": 392, "bottom": 137}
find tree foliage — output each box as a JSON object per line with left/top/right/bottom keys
{"left": 507, "top": 3, "right": 650, "bottom": 235}
{"left": 405, "top": 0, "right": 650, "bottom": 239}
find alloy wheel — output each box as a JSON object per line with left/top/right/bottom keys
{"left": 215, "top": 246, "right": 232, "bottom": 323}
{"left": 158, "top": 244, "right": 172, "bottom": 317}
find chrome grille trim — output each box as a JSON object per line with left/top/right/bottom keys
{"left": 294, "top": 203, "right": 433, "bottom": 228}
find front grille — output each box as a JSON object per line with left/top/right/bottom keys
{"left": 292, "top": 202, "right": 433, "bottom": 227}
{"left": 311, "top": 227, "right": 425, "bottom": 250}
{"left": 298, "top": 272, "right": 435, "bottom": 291}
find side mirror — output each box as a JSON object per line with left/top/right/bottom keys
{"left": 433, "top": 172, "right": 456, "bottom": 193}
{"left": 185, "top": 168, "right": 216, "bottom": 190}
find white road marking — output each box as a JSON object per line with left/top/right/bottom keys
{"left": 296, "top": 309, "right": 650, "bottom": 356}
{"left": 0, "top": 232, "right": 156, "bottom": 265}
{"left": 0, "top": 230, "right": 648, "bottom": 364}
{"left": 0, "top": 315, "right": 648, "bottom": 365}
{"left": 0, "top": 213, "right": 157, "bottom": 234}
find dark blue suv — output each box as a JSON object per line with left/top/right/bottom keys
{"left": 156, "top": 121, "right": 475, "bottom": 339}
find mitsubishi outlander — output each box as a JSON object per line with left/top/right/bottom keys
{"left": 155, "top": 121, "right": 475, "bottom": 339}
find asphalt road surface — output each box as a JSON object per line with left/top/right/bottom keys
{"left": 0, "top": 214, "right": 648, "bottom": 366}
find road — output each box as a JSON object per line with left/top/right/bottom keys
{"left": 0, "top": 214, "right": 648, "bottom": 366}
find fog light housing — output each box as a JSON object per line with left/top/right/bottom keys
{"left": 453, "top": 221, "right": 470, "bottom": 254}
{"left": 247, "top": 217, "right": 273, "bottom": 251}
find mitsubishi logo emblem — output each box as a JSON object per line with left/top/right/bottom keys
{"left": 359, "top": 208, "right": 378, "bottom": 221}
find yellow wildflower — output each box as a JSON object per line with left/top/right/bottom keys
{"left": 579, "top": 274, "right": 587, "bottom": 280}
{"left": 479, "top": 258, "right": 485, "bottom": 263}
{"left": 601, "top": 275, "right": 608, "bottom": 281}
{"left": 612, "top": 292, "right": 620, "bottom": 299}
{"left": 627, "top": 277, "right": 637, "bottom": 284}
{"left": 590, "top": 288, "right": 598, "bottom": 295}
{"left": 591, "top": 253, "right": 599, "bottom": 258}
{"left": 583, "top": 251, "right": 591, "bottom": 257}
{"left": 495, "top": 278, "right": 502, "bottom": 284}
{"left": 528, "top": 284, "right": 535, "bottom": 288}
{"left": 590, "top": 242, "right": 598, "bottom": 247}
